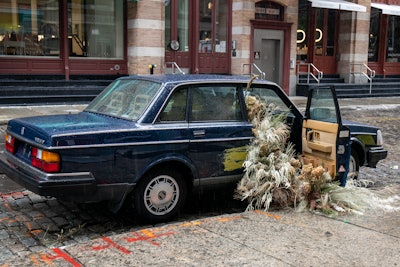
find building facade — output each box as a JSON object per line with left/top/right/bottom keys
{"left": 1, "top": 0, "right": 400, "bottom": 95}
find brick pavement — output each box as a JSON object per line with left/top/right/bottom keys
{"left": 0, "top": 189, "right": 134, "bottom": 263}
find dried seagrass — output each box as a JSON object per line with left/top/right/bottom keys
{"left": 236, "top": 84, "right": 385, "bottom": 215}
{"left": 236, "top": 94, "right": 300, "bottom": 211}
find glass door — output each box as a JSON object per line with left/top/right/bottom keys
{"left": 197, "top": 0, "right": 229, "bottom": 73}
{"left": 165, "top": 0, "right": 190, "bottom": 72}
{"left": 313, "top": 8, "right": 338, "bottom": 74}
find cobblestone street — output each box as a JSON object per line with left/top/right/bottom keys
{"left": 341, "top": 105, "right": 400, "bottom": 187}
{"left": 0, "top": 190, "right": 138, "bottom": 261}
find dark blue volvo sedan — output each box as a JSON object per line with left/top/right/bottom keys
{"left": 0, "top": 75, "right": 387, "bottom": 222}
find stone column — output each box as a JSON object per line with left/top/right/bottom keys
{"left": 337, "top": 1, "right": 370, "bottom": 83}
{"left": 127, "top": 1, "right": 165, "bottom": 75}
{"left": 285, "top": 0, "right": 299, "bottom": 96}
{"left": 231, "top": 0, "right": 254, "bottom": 75}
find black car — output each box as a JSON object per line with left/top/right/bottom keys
{"left": 0, "top": 75, "right": 387, "bottom": 222}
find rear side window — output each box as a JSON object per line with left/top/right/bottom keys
{"left": 191, "top": 85, "right": 243, "bottom": 122}
{"left": 158, "top": 84, "right": 244, "bottom": 123}
{"left": 244, "top": 86, "right": 290, "bottom": 113}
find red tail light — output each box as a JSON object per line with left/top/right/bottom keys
{"left": 31, "top": 147, "right": 60, "bottom": 173}
{"left": 5, "top": 133, "right": 15, "bottom": 154}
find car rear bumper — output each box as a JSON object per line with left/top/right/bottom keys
{"left": 0, "top": 151, "right": 132, "bottom": 203}
{"left": 367, "top": 146, "right": 388, "bottom": 168}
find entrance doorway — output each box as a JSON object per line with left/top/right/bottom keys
{"left": 253, "top": 29, "right": 283, "bottom": 85}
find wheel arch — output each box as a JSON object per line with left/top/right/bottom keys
{"left": 137, "top": 156, "right": 196, "bottom": 192}
{"left": 351, "top": 137, "right": 366, "bottom": 166}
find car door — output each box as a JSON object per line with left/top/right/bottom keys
{"left": 302, "top": 86, "right": 350, "bottom": 186}
{"left": 187, "top": 84, "right": 252, "bottom": 185}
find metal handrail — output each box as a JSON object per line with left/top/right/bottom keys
{"left": 296, "top": 63, "right": 323, "bottom": 84}
{"left": 242, "top": 63, "right": 266, "bottom": 80}
{"left": 350, "top": 63, "right": 375, "bottom": 94}
{"left": 164, "top": 62, "right": 185, "bottom": 74}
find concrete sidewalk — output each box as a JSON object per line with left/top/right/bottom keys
{"left": 1, "top": 207, "right": 399, "bottom": 266}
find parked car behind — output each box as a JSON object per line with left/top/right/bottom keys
{"left": 0, "top": 75, "right": 387, "bottom": 222}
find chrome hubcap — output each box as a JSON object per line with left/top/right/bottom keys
{"left": 144, "top": 175, "right": 179, "bottom": 215}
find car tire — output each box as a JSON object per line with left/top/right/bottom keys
{"left": 348, "top": 149, "right": 360, "bottom": 179}
{"left": 133, "top": 168, "right": 187, "bottom": 223}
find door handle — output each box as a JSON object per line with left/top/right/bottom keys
{"left": 193, "top": 130, "right": 205, "bottom": 137}
{"left": 307, "top": 130, "right": 314, "bottom": 141}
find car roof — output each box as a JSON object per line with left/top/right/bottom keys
{"left": 117, "top": 74, "right": 279, "bottom": 87}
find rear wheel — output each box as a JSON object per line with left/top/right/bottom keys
{"left": 348, "top": 150, "right": 360, "bottom": 179}
{"left": 133, "top": 168, "right": 187, "bottom": 223}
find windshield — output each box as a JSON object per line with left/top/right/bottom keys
{"left": 85, "top": 79, "right": 161, "bottom": 120}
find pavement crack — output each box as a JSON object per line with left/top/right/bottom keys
{"left": 196, "top": 223, "right": 297, "bottom": 267}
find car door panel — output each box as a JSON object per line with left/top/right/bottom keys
{"left": 302, "top": 119, "right": 338, "bottom": 177}
{"left": 188, "top": 85, "right": 250, "bottom": 182}
{"left": 303, "top": 86, "right": 350, "bottom": 186}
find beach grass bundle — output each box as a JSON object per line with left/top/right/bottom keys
{"left": 236, "top": 84, "right": 390, "bottom": 215}
{"left": 235, "top": 94, "right": 300, "bottom": 211}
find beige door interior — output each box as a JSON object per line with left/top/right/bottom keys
{"left": 302, "top": 119, "right": 338, "bottom": 177}
{"left": 301, "top": 87, "right": 341, "bottom": 177}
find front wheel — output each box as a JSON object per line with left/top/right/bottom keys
{"left": 348, "top": 150, "right": 360, "bottom": 179}
{"left": 133, "top": 169, "right": 187, "bottom": 223}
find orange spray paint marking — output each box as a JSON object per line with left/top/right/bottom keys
{"left": 253, "top": 210, "right": 282, "bottom": 219}
{"left": 0, "top": 191, "right": 25, "bottom": 200}
{"left": 39, "top": 248, "right": 82, "bottom": 267}
{"left": 2, "top": 203, "right": 13, "bottom": 212}
{"left": 0, "top": 217, "right": 13, "bottom": 223}
{"left": 30, "top": 229, "right": 43, "bottom": 236}
{"left": 29, "top": 254, "right": 41, "bottom": 266}
{"left": 177, "top": 221, "right": 202, "bottom": 227}
{"left": 125, "top": 229, "right": 175, "bottom": 246}
{"left": 217, "top": 215, "right": 243, "bottom": 222}
{"left": 92, "top": 237, "right": 131, "bottom": 254}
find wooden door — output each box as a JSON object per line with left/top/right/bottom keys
{"left": 313, "top": 9, "right": 338, "bottom": 74}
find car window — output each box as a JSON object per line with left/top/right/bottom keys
{"left": 191, "top": 85, "right": 242, "bottom": 122}
{"left": 85, "top": 79, "right": 161, "bottom": 120}
{"left": 308, "top": 87, "right": 338, "bottom": 123}
{"left": 244, "top": 86, "right": 291, "bottom": 113}
{"left": 159, "top": 89, "right": 188, "bottom": 122}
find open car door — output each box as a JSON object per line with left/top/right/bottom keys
{"left": 302, "top": 86, "right": 350, "bottom": 186}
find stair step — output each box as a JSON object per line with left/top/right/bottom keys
{"left": 0, "top": 75, "right": 118, "bottom": 105}
{"left": 297, "top": 82, "right": 400, "bottom": 98}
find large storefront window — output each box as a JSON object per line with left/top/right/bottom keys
{"left": 199, "top": 0, "right": 227, "bottom": 54}
{"left": 0, "top": 0, "right": 123, "bottom": 59}
{"left": 165, "top": 0, "right": 189, "bottom": 52}
{"left": 368, "top": 8, "right": 380, "bottom": 62}
{"left": 68, "top": 0, "right": 124, "bottom": 58}
{"left": 0, "top": 0, "right": 60, "bottom": 56}
{"left": 386, "top": 15, "right": 400, "bottom": 62}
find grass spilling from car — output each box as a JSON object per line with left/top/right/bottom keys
{"left": 235, "top": 88, "right": 384, "bottom": 216}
